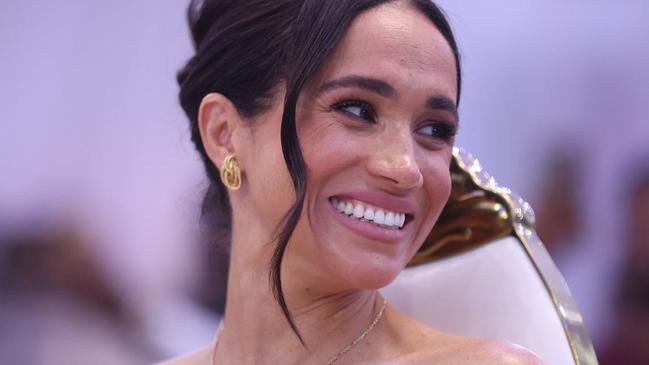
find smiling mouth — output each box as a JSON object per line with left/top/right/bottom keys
{"left": 328, "top": 197, "right": 411, "bottom": 230}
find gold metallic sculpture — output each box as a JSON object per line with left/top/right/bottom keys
{"left": 415, "top": 147, "right": 599, "bottom": 365}
{"left": 411, "top": 153, "right": 512, "bottom": 264}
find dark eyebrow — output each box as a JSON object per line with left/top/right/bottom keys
{"left": 319, "top": 75, "right": 459, "bottom": 122}
{"left": 318, "top": 75, "right": 396, "bottom": 98}
{"left": 426, "top": 96, "right": 459, "bottom": 120}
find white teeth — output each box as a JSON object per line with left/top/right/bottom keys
{"left": 344, "top": 202, "right": 354, "bottom": 215}
{"left": 336, "top": 200, "right": 346, "bottom": 212}
{"left": 385, "top": 212, "right": 395, "bottom": 226}
{"left": 352, "top": 204, "right": 364, "bottom": 218}
{"left": 374, "top": 210, "right": 385, "bottom": 225}
{"left": 330, "top": 198, "right": 407, "bottom": 229}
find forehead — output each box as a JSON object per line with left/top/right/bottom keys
{"left": 314, "top": 2, "right": 457, "bottom": 99}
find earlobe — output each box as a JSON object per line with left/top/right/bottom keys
{"left": 198, "top": 93, "right": 240, "bottom": 171}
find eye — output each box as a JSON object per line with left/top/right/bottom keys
{"left": 331, "top": 99, "right": 376, "bottom": 122}
{"left": 416, "top": 122, "right": 457, "bottom": 142}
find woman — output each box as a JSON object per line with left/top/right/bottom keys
{"left": 165, "top": 0, "right": 545, "bottom": 364}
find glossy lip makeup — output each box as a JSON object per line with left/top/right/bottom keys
{"left": 326, "top": 192, "right": 416, "bottom": 244}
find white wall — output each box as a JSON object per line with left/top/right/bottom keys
{"left": 0, "top": 0, "right": 202, "bottom": 315}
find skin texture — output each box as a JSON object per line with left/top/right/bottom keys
{"left": 160, "top": 2, "right": 545, "bottom": 364}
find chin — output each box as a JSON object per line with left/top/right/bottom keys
{"left": 298, "top": 197, "right": 424, "bottom": 290}
{"left": 335, "top": 255, "right": 408, "bottom": 290}
{"left": 362, "top": 273, "right": 401, "bottom": 290}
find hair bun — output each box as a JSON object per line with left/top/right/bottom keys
{"left": 176, "top": 62, "right": 192, "bottom": 87}
{"left": 186, "top": 0, "right": 237, "bottom": 50}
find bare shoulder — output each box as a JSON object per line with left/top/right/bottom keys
{"left": 153, "top": 345, "right": 212, "bottom": 365}
{"left": 406, "top": 335, "right": 546, "bottom": 365}
{"left": 448, "top": 338, "right": 546, "bottom": 365}
{"left": 379, "top": 309, "right": 546, "bottom": 365}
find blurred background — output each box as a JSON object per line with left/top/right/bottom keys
{"left": 1, "top": 0, "right": 647, "bottom": 363}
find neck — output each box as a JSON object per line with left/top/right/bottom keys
{"left": 215, "top": 229, "right": 383, "bottom": 365}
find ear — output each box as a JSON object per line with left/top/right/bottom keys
{"left": 198, "top": 93, "right": 243, "bottom": 171}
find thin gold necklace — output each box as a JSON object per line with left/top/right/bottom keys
{"left": 211, "top": 298, "right": 388, "bottom": 365}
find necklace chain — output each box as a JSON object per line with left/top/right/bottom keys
{"left": 323, "top": 297, "right": 388, "bottom": 365}
{"left": 211, "top": 298, "right": 388, "bottom": 365}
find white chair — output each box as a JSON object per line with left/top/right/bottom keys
{"left": 382, "top": 148, "right": 598, "bottom": 365}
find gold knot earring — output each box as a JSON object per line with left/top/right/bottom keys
{"left": 220, "top": 154, "right": 241, "bottom": 190}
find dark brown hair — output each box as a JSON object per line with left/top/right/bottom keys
{"left": 177, "top": 0, "right": 462, "bottom": 344}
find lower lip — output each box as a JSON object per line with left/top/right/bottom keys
{"left": 327, "top": 200, "right": 411, "bottom": 244}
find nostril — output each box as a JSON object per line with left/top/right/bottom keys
{"left": 368, "top": 161, "right": 423, "bottom": 190}
{"left": 396, "top": 169, "right": 423, "bottom": 190}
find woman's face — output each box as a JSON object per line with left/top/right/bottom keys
{"left": 239, "top": 2, "right": 458, "bottom": 292}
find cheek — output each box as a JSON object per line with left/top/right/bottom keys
{"left": 243, "top": 126, "right": 296, "bottom": 233}
{"left": 419, "top": 157, "right": 452, "bottom": 232}
{"left": 427, "top": 160, "right": 452, "bottom": 206}
{"left": 300, "top": 118, "right": 360, "bottom": 178}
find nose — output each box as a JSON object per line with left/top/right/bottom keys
{"left": 366, "top": 133, "right": 423, "bottom": 191}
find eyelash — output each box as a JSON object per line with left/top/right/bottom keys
{"left": 331, "top": 99, "right": 376, "bottom": 121}
{"left": 417, "top": 123, "right": 457, "bottom": 141}
{"left": 330, "top": 99, "right": 457, "bottom": 142}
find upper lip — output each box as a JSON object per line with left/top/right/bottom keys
{"left": 330, "top": 190, "right": 417, "bottom": 217}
